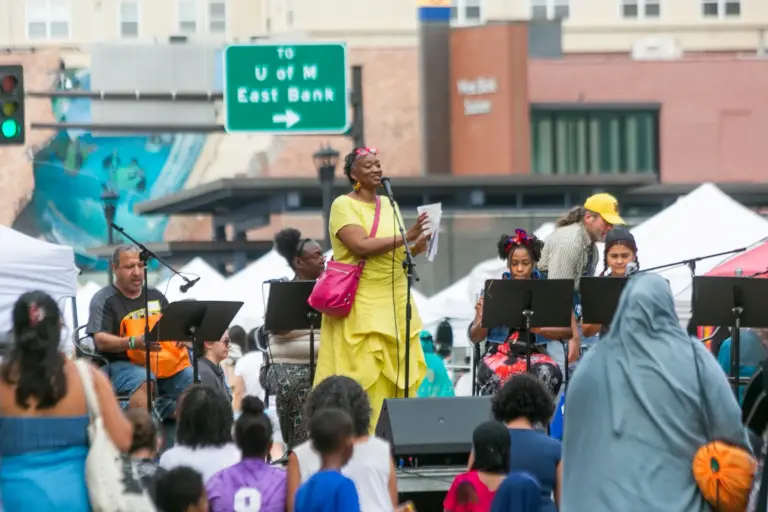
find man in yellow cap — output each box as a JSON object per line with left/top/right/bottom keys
{"left": 539, "top": 193, "right": 625, "bottom": 284}
{"left": 538, "top": 193, "right": 625, "bottom": 367}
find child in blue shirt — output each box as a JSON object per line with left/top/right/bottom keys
{"left": 294, "top": 408, "right": 360, "bottom": 512}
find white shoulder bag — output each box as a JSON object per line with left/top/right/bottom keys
{"left": 74, "top": 360, "right": 156, "bottom": 512}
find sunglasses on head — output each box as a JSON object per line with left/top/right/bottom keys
{"left": 354, "top": 147, "right": 378, "bottom": 157}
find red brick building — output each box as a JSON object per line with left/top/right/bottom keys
{"left": 449, "top": 22, "right": 768, "bottom": 184}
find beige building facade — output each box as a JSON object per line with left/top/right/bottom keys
{"left": 0, "top": 0, "right": 767, "bottom": 53}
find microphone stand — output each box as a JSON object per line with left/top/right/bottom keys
{"left": 639, "top": 247, "right": 747, "bottom": 274}
{"left": 381, "top": 190, "right": 419, "bottom": 399}
{"left": 640, "top": 247, "right": 747, "bottom": 339}
{"left": 111, "top": 223, "right": 199, "bottom": 415}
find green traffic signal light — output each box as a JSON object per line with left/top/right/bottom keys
{"left": 1, "top": 119, "right": 19, "bottom": 138}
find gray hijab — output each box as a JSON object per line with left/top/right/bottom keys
{"left": 562, "top": 273, "right": 747, "bottom": 512}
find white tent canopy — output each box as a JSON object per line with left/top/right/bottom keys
{"left": 73, "top": 281, "right": 101, "bottom": 328}
{"left": 154, "top": 257, "right": 226, "bottom": 303}
{"left": 626, "top": 184, "right": 768, "bottom": 323}
{"left": 0, "top": 225, "right": 78, "bottom": 336}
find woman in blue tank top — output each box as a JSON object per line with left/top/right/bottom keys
{"left": 0, "top": 291, "right": 133, "bottom": 511}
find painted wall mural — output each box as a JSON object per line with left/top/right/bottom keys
{"left": 15, "top": 68, "right": 207, "bottom": 270}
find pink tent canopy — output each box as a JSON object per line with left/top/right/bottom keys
{"left": 706, "top": 241, "right": 768, "bottom": 277}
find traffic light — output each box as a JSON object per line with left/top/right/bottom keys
{"left": 0, "top": 65, "right": 24, "bottom": 145}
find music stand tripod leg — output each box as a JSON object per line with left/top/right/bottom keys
{"left": 562, "top": 340, "right": 569, "bottom": 393}
{"left": 190, "top": 333, "right": 200, "bottom": 384}
{"left": 472, "top": 342, "right": 480, "bottom": 396}
{"left": 307, "top": 312, "right": 316, "bottom": 385}
{"left": 523, "top": 309, "right": 534, "bottom": 373}
{"left": 141, "top": 251, "right": 153, "bottom": 416}
{"left": 730, "top": 307, "right": 743, "bottom": 397}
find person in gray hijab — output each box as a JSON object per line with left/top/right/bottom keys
{"left": 561, "top": 273, "right": 748, "bottom": 512}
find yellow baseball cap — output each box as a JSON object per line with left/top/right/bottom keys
{"left": 583, "top": 193, "right": 625, "bottom": 225}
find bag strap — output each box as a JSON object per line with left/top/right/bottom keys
{"left": 690, "top": 338, "right": 712, "bottom": 442}
{"left": 358, "top": 197, "right": 382, "bottom": 269}
{"left": 74, "top": 359, "right": 102, "bottom": 421}
{"left": 369, "top": 196, "right": 382, "bottom": 237}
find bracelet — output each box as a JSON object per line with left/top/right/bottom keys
{"left": 128, "top": 337, "right": 135, "bottom": 350}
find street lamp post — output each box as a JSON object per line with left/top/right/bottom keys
{"left": 100, "top": 187, "right": 120, "bottom": 284}
{"left": 313, "top": 145, "right": 340, "bottom": 251}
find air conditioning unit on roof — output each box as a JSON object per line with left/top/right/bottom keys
{"left": 632, "top": 37, "right": 683, "bottom": 60}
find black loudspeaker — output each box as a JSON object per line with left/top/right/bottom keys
{"left": 375, "top": 396, "right": 492, "bottom": 467}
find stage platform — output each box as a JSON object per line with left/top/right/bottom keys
{"left": 397, "top": 466, "right": 463, "bottom": 512}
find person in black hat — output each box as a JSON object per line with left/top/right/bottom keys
{"left": 600, "top": 227, "right": 639, "bottom": 277}
{"left": 582, "top": 227, "right": 640, "bottom": 339}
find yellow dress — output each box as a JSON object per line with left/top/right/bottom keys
{"left": 314, "top": 194, "right": 427, "bottom": 431}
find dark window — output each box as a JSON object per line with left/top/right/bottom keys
{"left": 531, "top": 5, "right": 548, "bottom": 19}
{"left": 530, "top": 108, "right": 659, "bottom": 176}
{"left": 702, "top": 1, "right": 719, "bottom": 16}
{"left": 622, "top": 3, "right": 639, "bottom": 17}
{"left": 465, "top": 5, "right": 481, "bottom": 19}
{"left": 725, "top": 1, "right": 740, "bottom": 16}
{"left": 645, "top": 2, "right": 660, "bottom": 17}
{"left": 553, "top": 4, "right": 569, "bottom": 19}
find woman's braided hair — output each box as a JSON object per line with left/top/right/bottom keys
{"left": 342, "top": 150, "right": 358, "bottom": 185}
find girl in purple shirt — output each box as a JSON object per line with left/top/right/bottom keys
{"left": 206, "top": 396, "right": 286, "bottom": 512}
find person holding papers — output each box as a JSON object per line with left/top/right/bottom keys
{"left": 313, "top": 146, "right": 429, "bottom": 431}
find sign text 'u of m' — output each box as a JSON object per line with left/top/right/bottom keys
{"left": 223, "top": 43, "right": 350, "bottom": 134}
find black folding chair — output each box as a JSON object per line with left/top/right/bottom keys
{"left": 71, "top": 325, "right": 132, "bottom": 404}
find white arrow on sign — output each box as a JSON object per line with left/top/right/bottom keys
{"left": 272, "top": 109, "right": 301, "bottom": 129}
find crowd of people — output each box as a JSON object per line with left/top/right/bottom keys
{"left": 0, "top": 146, "right": 766, "bottom": 511}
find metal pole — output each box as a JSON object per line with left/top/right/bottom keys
{"left": 319, "top": 166, "right": 334, "bottom": 251}
{"left": 349, "top": 66, "right": 365, "bottom": 148}
{"left": 107, "top": 222, "right": 114, "bottom": 285}
{"left": 31, "top": 122, "right": 225, "bottom": 133}
{"left": 26, "top": 90, "right": 223, "bottom": 101}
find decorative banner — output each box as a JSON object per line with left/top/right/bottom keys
{"left": 417, "top": 0, "right": 451, "bottom": 22}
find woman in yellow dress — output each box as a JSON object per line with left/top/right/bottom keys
{"left": 314, "top": 147, "right": 430, "bottom": 431}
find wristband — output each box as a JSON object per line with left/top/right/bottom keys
{"left": 128, "top": 337, "right": 135, "bottom": 350}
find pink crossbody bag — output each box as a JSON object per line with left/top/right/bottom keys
{"left": 308, "top": 196, "right": 382, "bottom": 318}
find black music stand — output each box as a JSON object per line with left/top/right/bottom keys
{"left": 580, "top": 277, "right": 629, "bottom": 326}
{"left": 692, "top": 276, "right": 768, "bottom": 397}
{"left": 481, "top": 279, "right": 574, "bottom": 373}
{"left": 264, "top": 281, "right": 321, "bottom": 384}
{"left": 147, "top": 300, "right": 243, "bottom": 388}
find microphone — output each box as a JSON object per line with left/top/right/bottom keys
{"left": 626, "top": 262, "right": 639, "bottom": 276}
{"left": 381, "top": 177, "right": 395, "bottom": 204}
{"left": 263, "top": 277, "right": 288, "bottom": 284}
{"left": 179, "top": 277, "right": 200, "bottom": 293}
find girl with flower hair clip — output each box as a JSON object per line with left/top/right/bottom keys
{"left": 467, "top": 229, "right": 573, "bottom": 398}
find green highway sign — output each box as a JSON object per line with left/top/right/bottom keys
{"left": 223, "top": 43, "right": 350, "bottom": 134}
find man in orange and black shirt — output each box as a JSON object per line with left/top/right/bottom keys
{"left": 87, "top": 245, "right": 193, "bottom": 417}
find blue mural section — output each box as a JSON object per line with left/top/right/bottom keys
{"left": 28, "top": 68, "right": 212, "bottom": 270}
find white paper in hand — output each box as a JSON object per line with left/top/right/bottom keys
{"left": 416, "top": 203, "right": 442, "bottom": 262}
